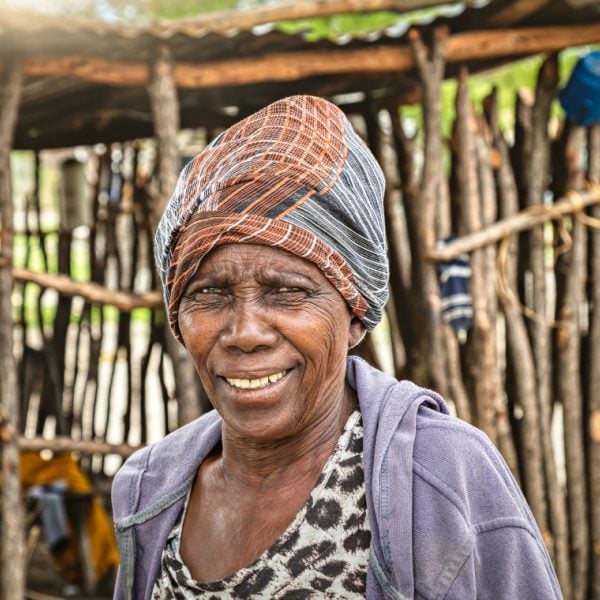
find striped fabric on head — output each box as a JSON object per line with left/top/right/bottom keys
{"left": 155, "top": 95, "right": 389, "bottom": 341}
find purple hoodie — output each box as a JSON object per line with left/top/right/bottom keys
{"left": 112, "top": 356, "right": 562, "bottom": 599}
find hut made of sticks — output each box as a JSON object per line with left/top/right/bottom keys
{"left": 1, "top": 1, "right": 600, "bottom": 598}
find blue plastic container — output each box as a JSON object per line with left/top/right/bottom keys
{"left": 559, "top": 51, "right": 600, "bottom": 126}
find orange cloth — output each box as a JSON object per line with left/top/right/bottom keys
{"left": 20, "top": 451, "right": 119, "bottom": 583}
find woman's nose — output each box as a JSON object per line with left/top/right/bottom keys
{"left": 220, "top": 302, "right": 278, "bottom": 353}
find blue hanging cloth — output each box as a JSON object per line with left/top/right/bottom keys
{"left": 436, "top": 235, "right": 473, "bottom": 342}
{"left": 559, "top": 51, "right": 600, "bottom": 127}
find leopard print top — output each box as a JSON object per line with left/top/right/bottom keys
{"left": 151, "top": 410, "right": 370, "bottom": 599}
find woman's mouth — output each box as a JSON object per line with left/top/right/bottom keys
{"left": 225, "top": 369, "right": 288, "bottom": 390}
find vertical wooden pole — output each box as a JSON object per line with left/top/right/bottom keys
{"left": 554, "top": 123, "right": 589, "bottom": 600}
{"left": 0, "top": 61, "right": 24, "bottom": 600}
{"left": 388, "top": 108, "right": 429, "bottom": 383}
{"left": 485, "top": 89, "right": 556, "bottom": 559}
{"left": 148, "top": 44, "right": 207, "bottom": 424}
{"left": 148, "top": 44, "right": 180, "bottom": 222}
{"left": 525, "top": 51, "right": 558, "bottom": 509}
{"left": 453, "top": 67, "right": 499, "bottom": 444}
{"left": 407, "top": 27, "right": 449, "bottom": 397}
{"left": 587, "top": 123, "right": 600, "bottom": 600}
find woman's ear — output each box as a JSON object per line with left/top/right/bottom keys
{"left": 348, "top": 317, "right": 367, "bottom": 349}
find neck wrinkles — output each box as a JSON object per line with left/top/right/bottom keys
{"left": 217, "top": 383, "right": 356, "bottom": 488}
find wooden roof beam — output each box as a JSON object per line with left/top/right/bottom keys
{"left": 13, "top": 23, "right": 600, "bottom": 90}
{"left": 488, "top": 0, "right": 553, "bottom": 26}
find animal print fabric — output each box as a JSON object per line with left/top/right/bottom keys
{"left": 151, "top": 410, "right": 370, "bottom": 598}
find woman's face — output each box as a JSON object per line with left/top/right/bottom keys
{"left": 178, "top": 243, "right": 364, "bottom": 442}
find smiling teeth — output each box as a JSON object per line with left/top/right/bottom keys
{"left": 226, "top": 370, "right": 287, "bottom": 389}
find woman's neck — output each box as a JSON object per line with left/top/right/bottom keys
{"left": 217, "top": 386, "right": 356, "bottom": 490}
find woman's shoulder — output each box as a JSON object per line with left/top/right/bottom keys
{"left": 410, "top": 407, "right": 561, "bottom": 600}
{"left": 413, "top": 406, "right": 532, "bottom": 527}
{"left": 111, "top": 410, "right": 221, "bottom": 520}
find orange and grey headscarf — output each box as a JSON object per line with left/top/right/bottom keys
{"left": 155, "top": 95, "right": 389, "bottom": 341}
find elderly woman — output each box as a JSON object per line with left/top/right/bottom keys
{"left": 112, "top": 96, "right": 561, "bottom": 599}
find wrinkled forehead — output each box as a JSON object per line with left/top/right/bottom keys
{"left": 187, "top": 242, "right": 330, "bottom": 285}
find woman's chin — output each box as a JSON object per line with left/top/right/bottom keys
{"left": 223, "top": 409, "right": 303, "bottom": 444}
{"left": 212, "top": 371, "right": 303, "bottom": 441}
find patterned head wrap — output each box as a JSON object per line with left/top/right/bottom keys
{"left": 155, "top": 95, "right": 389, "bottom": 341}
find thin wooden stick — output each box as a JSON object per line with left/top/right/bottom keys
{"left": 50, "top": 231, "right": 72, "bottom": 435}
{"left": 488, "top": 0, "right": 552, "bottom": 26}
{"left": 365, "top": 105, "right": 406, "bottom": 378}
{"left": 524, "top": 54, "right": 570, "bottom": 595}
{"left": 16, "top": 436, "right": 142, "bottom": 458}
{"left": 475, "top": 116, "right": 520, "bottom": 476}
{"left": 25, "top": 589, "right": 66, "bottom": 600}
{"left": 427, "top": 187, "right": 600, "bottom": 262}
{"left": 387, "top": 108, "right": 428, "bottom": 383}
{"left": 0, "top": 60, "right": 24, "bottom": 600}
{"left": 10, "top": 267, "right": 162, "bottom": 309}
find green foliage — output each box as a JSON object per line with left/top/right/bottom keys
{"left": 276, "top": 6, "right": 453, "bottom": 41}
{"left": 277, "top": 12, "right": 403, "bottom": 41}
{"left": 149, "top": 0, "right": 242, "bottom": 20}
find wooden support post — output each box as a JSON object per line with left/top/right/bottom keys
{"left": 148, "top": 44, "right": 207, "bottom": 425}
{"left": 0, "top": 60, "right": 24, "bottom": 600}
{"left": 453, "top": 67, "right": 499, "bottom": 445}
{"left": 485, "top": 89, "right": 553, "bottom": 550}
{"left": 587, "top": 122, "right": 600, "bottom": 600}
{"left": 554, "top": 124, "right": 590, "bottom": 600}
{"left": 407, "top": 26, "right": 449, "bottom": 396}
{"left": 12, "top": 24, "right": 600, "bottom": 90}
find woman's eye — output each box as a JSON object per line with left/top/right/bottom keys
{"left": 183, "top": 286, "right": 227, "bottom": 306}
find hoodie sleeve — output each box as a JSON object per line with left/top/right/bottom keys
{"left": 412, "top": 410, "right": 562, "bottom": 600}
{"left": 444, "top": 521, "right": 562, "bottom": 599}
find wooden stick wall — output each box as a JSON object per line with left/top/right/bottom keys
{"left": 358, "top": 49, "right": 600, "bottom": 600}
{"left": 14, "top": 144, "right": 180, "bottom": 473}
